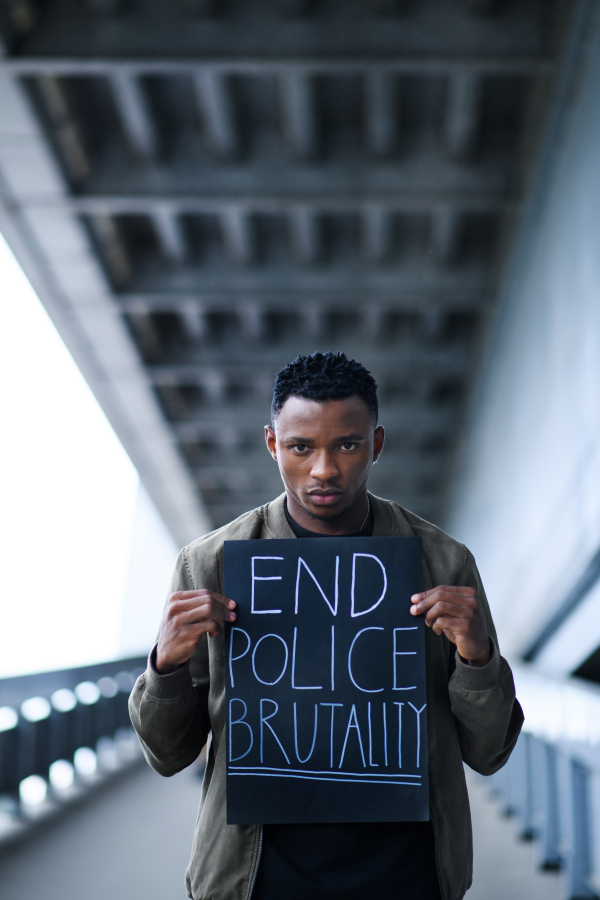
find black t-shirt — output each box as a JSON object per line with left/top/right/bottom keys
{"left": 251, "top": 504, "right": 441, "bottom": 900}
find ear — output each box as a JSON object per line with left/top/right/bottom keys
{"left": 373, "top": 425, "right": 385, "bottom": 463}
{"left": 265, "top": 425, "right": 277, "bottom": 461}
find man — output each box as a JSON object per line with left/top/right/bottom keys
{"left": 130, "top": 351, "right": 523, "bottom": 900}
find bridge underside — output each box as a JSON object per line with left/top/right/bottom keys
{"left": 0, "top": 0, "right": 572, "bottom": 539}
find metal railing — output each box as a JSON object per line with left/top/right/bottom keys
{"left": 482, "top": 665, "right": 600, "bottom": 900}
{"left": 0, "top": 656, "right": 146, "bottom": 846}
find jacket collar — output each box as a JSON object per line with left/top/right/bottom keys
{"left": 264, "top": 491, "right": 414, "bottom": 539}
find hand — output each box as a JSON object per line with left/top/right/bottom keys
{"left": 156, "top": 590, "right": 236, "bottom": 674}
{"left": 410, "top": 585, "right": 491, "bottom": 666}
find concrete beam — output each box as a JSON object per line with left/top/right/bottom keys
{"left": 362, "top": 206, "right": 392, "bottom": 262}
{"left": 178, "top": 300, "right": 207, "bottom": 341}
{"left": 109, "top": 71, "right": 158, "bottom": 159}
{"left": 151, "top": 208, "right": 187, "bottom": 263}
{"left": 301, "top": 304, "right": 323, "bottom": 339}
{"left": 199, "top": 368, "right": 226, "bottom": 402}
{"left": 445, "top": 71, "right": 482, "bottom": 160}
{"left": 362, "top": 304, "right": 384, "bottom": 340}
{"left": 288, "top": 207, "right": 321, "bottom": 264}
{"left": 280, "top": 71, "right": 317, "bottom": 160}
{"left": 36, "top": 75, "right": 91, "bottom": 185}
{"left": 220, "top": 207, "right": 255, "bottom": 264}
{"left": 88, "top": 213, "right": 133, "bottom": 288}
{"left": 193, "top": 70, "right": 238, "bottom": 158}
{"left": 187, "top": 447, "right": 446, "bottom": 473}
{"left": 118, "top": 289, "right": 486, "bottom": 315}
{"left": 364, "top": 71, "right": 397, "bottom": 158}
{"left": 430, "top": 207, "right": 462, "bottom": 265}
{"left": 78, "top": 149, "right": 510, "bottom": 200}
{"left": 127, "top": 306, "right": 164, "bottom": 362}
{"left": 150, "top": 346, "right": 468, "bottom": 379}
{"left": 238, "top": 301, "right": 265, "bottom": 340}
{"left": 0, "top": 72, "right": 211, "bottom": 544}
{"left": 108, "top": 265, "right": 489, "bottom": 298}
{"left": 156, "top": 383, "right": 191, "bottom": 421}
{"left": 46, "top": 193, "right": 513, "bottom": 215}
{"left": 7, "top": 57, "right": 551, "bottom": 78}
{"left": 172, "top": 405, "right": 457, "bottom": 439}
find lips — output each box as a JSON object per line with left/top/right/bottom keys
{"left": 308, "top": 491, "right": 342, "bottom": 506}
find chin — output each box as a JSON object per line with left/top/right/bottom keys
{"left": 303, "top": 501, "right": 350, "bottom": 522}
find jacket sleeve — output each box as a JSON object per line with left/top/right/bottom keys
{"left": 448, "top": 548, "right": 524, "bottom": 776}
{"left": 128, "top": 549, "right": 211, "bottom": 777}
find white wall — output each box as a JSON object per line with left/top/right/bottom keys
{"left": 448, "top": 8, "right": 600, "bottom": 666}
{"left": 117, "top": 481, "right": 179, "bottom": 658}
{"left": 0, "top": 233, "right": 180, "bottom": 677}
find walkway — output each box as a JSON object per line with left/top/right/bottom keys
{"left": 0, "top": 764, "right": 563, "bottom": 899}
{"left": 465, "top": 769, "right": 563, "bottom": 900}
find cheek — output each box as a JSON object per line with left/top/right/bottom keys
{"left": 345, "top": 453, "right": 372, "bottom": 475}
{"left": 276, "top": 455, "right": 305, "bottom": 480}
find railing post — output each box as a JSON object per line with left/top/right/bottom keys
{"left": 567, "top": 760, "right": 596, "bottom": 899}
{"left": 0, "top": 707, "right": 19, "bottom": 798}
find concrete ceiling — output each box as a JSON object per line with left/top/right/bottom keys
{"left": 0, "top": 0, "right": 574, "bottom": 542}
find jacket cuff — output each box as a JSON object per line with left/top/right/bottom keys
{"left": 144, "top": 644, "right": 194, "bottom": 700}
{"left": 452, "top": 638, "right": 501, "bottom": 692}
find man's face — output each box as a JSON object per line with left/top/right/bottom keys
{"left": 265, "top": 394, "right": 384, "bottom": 522}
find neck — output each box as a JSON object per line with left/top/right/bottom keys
{"left": 285, "top": 490, "right": 371, "bottom": 536}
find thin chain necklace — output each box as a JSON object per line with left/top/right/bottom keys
{"left": 359, "top": 496, "right": 370, "bottom": 532}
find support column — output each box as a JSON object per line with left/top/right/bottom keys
{"left": 193, "top": 70, "right": 238, "bottom": 158}
{"left": 110, "top": 70, "right": 158, "bottom": 159}
{"left": 280, "top": 71, "right": 318, "bottom": 160}
{"left": 445, "top": 72, "right": 481, "bottom": 161}
{"left": 152, "top": 209, "right": 187, "bottom": 263}
{"left": 364, "top": 71, "right": 397, "bottom": 158}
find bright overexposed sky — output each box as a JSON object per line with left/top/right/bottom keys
{"left": 0, "top": 232, "right": 177, "bottom": 677}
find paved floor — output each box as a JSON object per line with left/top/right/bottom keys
{"left": 465, "top": 770, "right": 563, "bottom": 900}
{"left": 0, "top": 763, "right": 564, "bottom": 899}
{"left": 0, "top": 763, "right": 200, "bottom": 900}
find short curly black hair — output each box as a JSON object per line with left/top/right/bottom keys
{"left": 271, "top": 351, "right": 378, "bottom": 425}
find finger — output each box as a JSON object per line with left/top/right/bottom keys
{"left": 412, "top": 588, "right": 477, "bottom": 607}
{"left": 423, "top": 602, "right": 476, "bottom": 627}
{"left": 175, "top": 602, "right": 236, "bottom": 626}
{"left": 411, "top": 590, "right": 478, "bottom": 614}
{"left": 431, "top": 616, "right": 462, "bottom": 635}
{"left": 411, "top": 585, "right": 476, "bottom": 603}
{"left": 180, "top": 618, "right": 224, "bottom": 638}
{"left": 170, "top": 590, "right": 236, "bottom": 613}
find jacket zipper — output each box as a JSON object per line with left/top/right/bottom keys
{"left": 430, "top": 807, "right": 445, "bottom": 900}
{"left": 247, "top": 825, "right": 263, "bottom": 900}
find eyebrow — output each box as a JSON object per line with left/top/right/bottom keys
{"left": 285, "top": 433, "right": 365, "bottom": 443}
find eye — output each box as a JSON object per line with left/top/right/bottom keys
{"left": 291, "top": 444, "right": 309, "bottom": 453}
{"left": 341, "top": 442, "right": 358, "bottom": 451}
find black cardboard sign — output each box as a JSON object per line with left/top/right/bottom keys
{"left": 224, "top": 537, "right": 428, "bottom": 824}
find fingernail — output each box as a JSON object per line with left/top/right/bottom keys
{"left": 228, "top": 601, "right": 236, "bottom": 609}
{"left": 229, "top": 612, "right": 236, "bottom": 620}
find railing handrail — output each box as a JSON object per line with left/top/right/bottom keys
{"left": 0, "top": 656, "right": 147, "bottom": 709}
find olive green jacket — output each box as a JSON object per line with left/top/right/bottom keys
{"left": 129, "top": 492, "right": 523, "bottom": 900}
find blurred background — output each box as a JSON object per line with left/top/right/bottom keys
{"left": 1, "top": 0, "right": 600, "bottom": 897}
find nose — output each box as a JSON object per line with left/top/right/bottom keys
{"left": 310, "top": 450, "right": 339, "bottom": 482}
